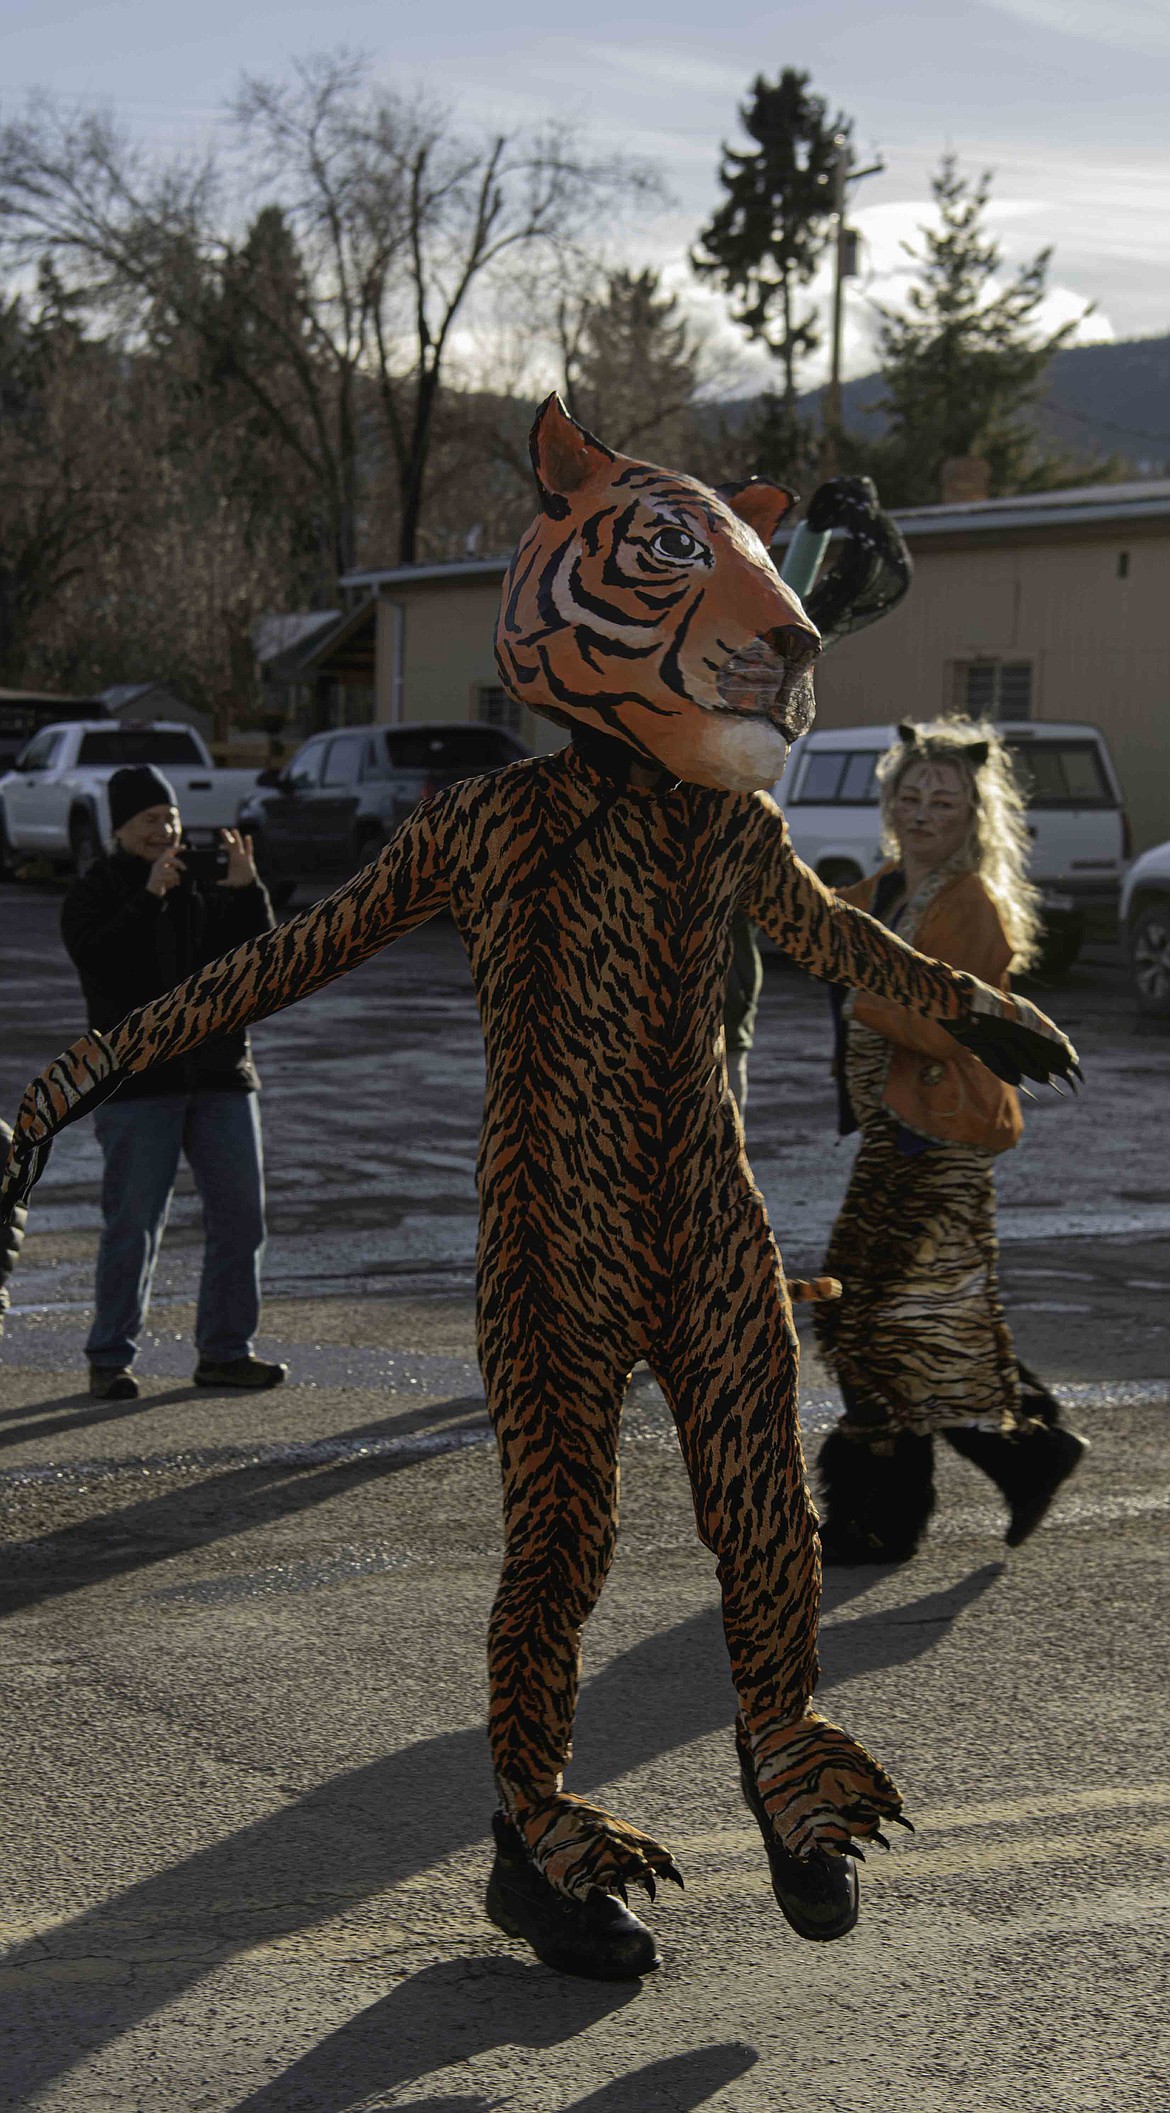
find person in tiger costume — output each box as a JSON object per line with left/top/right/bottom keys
{"left": 0, "top": 397, "right": 1080, "bottom": 1982}
{"left": 814, "top": 719, "right": 1088, "bottom": 1563}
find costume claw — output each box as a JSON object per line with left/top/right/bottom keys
{"left": 663, "top": 1858, "right": 685, "bottom": 1889}
{"left": 752, "top": 1712, "right": 906, "bottom": 1862}
{"left": 506, "top": 1789, "right": 680, "bottom": 1904}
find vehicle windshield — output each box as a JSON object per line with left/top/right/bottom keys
{"left": 76, "top": 729, "right": 205, "bottom": 767}
{"left": 789, "top": 736, "right": 1115, "bottom": 811}
{"left": 1003, "top": 739, "right": 1115, "bottom": 808}
{"left": 788, "top": 750, "right": 880, "bottom": 804}
{"left": 379, "top": 728, "right": 523, "bottom": 774}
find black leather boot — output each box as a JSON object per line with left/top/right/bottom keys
{"left": 816, "top": 1425, "right": 936, "bottom": 1564}
{"left": 736, "top": 1727, "right": 859, "bottom": 1941}
{"left": 485, "top": 1812, "right": 660, "bottom": 1979}
{"left": 943, "top": 1418, "right": 1087, "bottom": 1546}
{"left": 1016, "top": 1359, "right": 1063, "bottom": 1428}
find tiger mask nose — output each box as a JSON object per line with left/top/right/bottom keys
{"left": 716, "top": 624, "right": 819, "bottom": 742}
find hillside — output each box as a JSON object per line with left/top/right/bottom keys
{"left": 794, "top": 332, "right": 1170, "bottom": 476}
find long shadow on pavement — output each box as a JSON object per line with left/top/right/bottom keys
{"left": 0, "top": 1397, "right": 492, "bottom": 1614}
{"left": 226, "top": 1966, "right": 757, "bottom": 2113}
{"left": 3, "top": 1565, "right": 999, "bottom": 2106}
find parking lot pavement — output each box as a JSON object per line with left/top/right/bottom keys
{"left": 2, "top": 882, "right": 1169, "bottom": 2110}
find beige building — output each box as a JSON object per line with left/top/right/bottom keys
{"left": 295, "top": 479, "right": 1170, "bottom": 853}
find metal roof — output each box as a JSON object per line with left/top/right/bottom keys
{"left": 340, "top": 557, "right": 510, "bottom": 591}
{"left": 893, "top": 479, "right": 1170, "bottom": 540}
{"left": 338, "top": 481, "right": 1170, "bottom": 596}
{"left": 798, "top": 721, "right": 1111, "bottom": 749}
{"left": 252, "top": 610, "right": 341, "bottom": 665}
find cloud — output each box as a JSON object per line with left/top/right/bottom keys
{"left": 978, "top": 0, "right": 1170, "bottom": 57}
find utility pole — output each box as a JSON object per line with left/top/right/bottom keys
{"left": 822, "top": 138, "right": 884, "bottom": 474}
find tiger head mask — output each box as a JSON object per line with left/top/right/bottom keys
{"left": 495, "top": 394, "right": 821, "bottom": 792}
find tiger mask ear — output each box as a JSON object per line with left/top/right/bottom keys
{"left": 717, "top": 477, "right": 798, "bottom": 547}
{"left": 529, "top": 394, "right": 616, "bottom": 520}
{"left": 897, "top": 720, "right": 920, "bottom": 745}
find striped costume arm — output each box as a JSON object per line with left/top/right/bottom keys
{"left": 739, "top": 799, "right": 1079, "bottom": 1087}
{"left": 1, "top": 803, "right": 451, "bottom": 1232}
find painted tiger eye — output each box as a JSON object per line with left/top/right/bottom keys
{"left": 653, "top": 527, "right": 701, "bottom": 560}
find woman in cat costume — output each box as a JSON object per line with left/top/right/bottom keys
{"left": 0, "top": 399, "right": 1079, "bottom": 1980}
{"left": 815, "top": 719, "right": 1087, "bottom": 1564}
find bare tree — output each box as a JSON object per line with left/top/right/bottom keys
{"left": 0, "top": 55, "right": 654, "bottom": 571}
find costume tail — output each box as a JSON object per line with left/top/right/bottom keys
{"left": 785, "top": 1276, "right": 842, "bottom": 1304}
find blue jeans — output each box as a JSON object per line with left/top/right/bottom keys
{"left": 87, "top": 1092, "right": 266, "bottom": 1370}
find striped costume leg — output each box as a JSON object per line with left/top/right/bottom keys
{"left": 652, "top": 1192, "right": 905, "bottom": 1859}
{"left": 478, "top": 1275, "right": 680, "bottom": 1903}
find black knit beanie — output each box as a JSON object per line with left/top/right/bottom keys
{"left": 108, "top": 766, "right": 180, "bottom": 832}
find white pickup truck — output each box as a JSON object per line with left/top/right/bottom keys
{"left": 0, "top": 721, "right": 262, "bottom": 878}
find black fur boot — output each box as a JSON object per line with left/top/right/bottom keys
{"left": 816, "top": 1425, "right": 936, "bottom": 1565}
{"left": 942, "top": 1418, "right": 1088, "bottom": 1546}
{"left": 1016, "top": 1359, "right": 1063, "bottom": 1428}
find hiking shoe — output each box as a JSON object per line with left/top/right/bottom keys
{"left": 88, "top": 1366, "right": 139, "bottom": 1402}
{"left": 738, "top": 1737, "right": 859, "bottom": 1942}
{"left": 485, "top": 1812, "right": 660, "bottom": 1980}
{"left": 193, "top": 1356, "right": 288, "bottom": 1390}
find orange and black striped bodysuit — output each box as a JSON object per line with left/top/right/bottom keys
{"left": 3, "top": 398, "right": 1078, "bottom": 1904}
{"left": 4, "top": 739, "right": 1012, "bottom": 1895}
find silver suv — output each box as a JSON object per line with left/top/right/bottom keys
{"left": 775, "top": 720, "right": 1130, "bottom": 974}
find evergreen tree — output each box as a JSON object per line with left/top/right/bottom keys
{"left": 874, "top": 154, "right": 1084, "bottom": 503}
{"left": 693, "top": 68, "right": 848, "bottom": 452}
{"left": 566, "top": 267, "right": 700, "bottom": 458}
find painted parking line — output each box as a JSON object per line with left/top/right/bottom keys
{"left": 682, "top": 1776, "right": 1170, "bottom": 1856}
{"left": 678, "top": 1819, "right": 1170, "bottom": 1888}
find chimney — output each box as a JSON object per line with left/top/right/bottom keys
{"left": 940, "top": 456, "right": 991, "bottom": 504}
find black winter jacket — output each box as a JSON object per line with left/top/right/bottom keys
{"left": 61, "top": 852, "right": 274, "bottom": 1100}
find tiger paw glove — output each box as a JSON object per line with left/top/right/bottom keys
{"left": 944, "top": 980, "right": 1082, "bottom": 1091}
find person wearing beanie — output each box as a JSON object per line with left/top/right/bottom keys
{"left": 59, "top": 766, "right": 288, "bottom": 1399}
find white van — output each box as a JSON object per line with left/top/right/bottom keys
{"left": 774, "top": 721, "right": 1130, "bottom": 973}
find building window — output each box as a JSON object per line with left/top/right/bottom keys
{"left": 476, "top": 684, "right": 525, "bottom": 735}
{"left": 950, "top": 659, "right": 1033, "bottom": 720}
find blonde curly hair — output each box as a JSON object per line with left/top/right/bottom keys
{"left": 876, "top": 718, "right": 1043, "bottom": 973}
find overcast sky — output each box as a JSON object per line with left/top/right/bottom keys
{"left": 1, "top": 0, "right": 1166, "bottom": 389}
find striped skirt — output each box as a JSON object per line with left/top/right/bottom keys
{"left": 814, "top": 1109, "right": 1023, "bottom": 1439}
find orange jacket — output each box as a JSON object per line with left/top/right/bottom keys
{"left": 840, "top": 866, "right": 1023, "bottom": 1155}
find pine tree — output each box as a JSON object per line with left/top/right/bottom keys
{"left": 693, "top": 68, "right": 848, "bottom": 454}
{"left": 566, "top": 267, "right": 700, "bottom": 458}
{"left": 874, "top": 155, "right": 1084, "bottom": 503}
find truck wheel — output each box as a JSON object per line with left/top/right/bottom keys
{"left": 70, "top": 811, "right": 104, "bottom": 878}
{"left": 1131, "top": 901, "right": 1170, "bottom": 1020}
